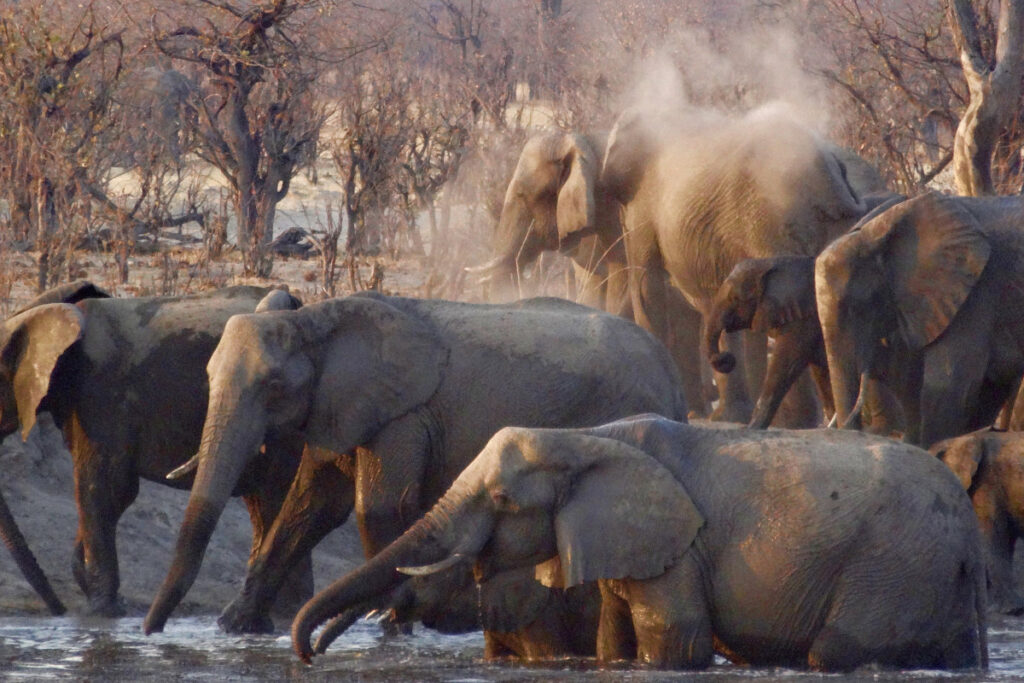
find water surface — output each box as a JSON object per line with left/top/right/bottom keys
{"left": 0, "top": 615, "right": 1021, "bottom": 681}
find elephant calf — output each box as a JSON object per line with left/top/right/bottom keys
{"left": 932, "top": 429, "right": 1024, "bottom": 615}
{"left": 294, "top": 415, "right": 987, "bottom": 671}
{"left": 706, "top": 256, "right": 901, "bottom": 433}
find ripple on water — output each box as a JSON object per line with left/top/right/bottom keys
{"left": 0, "top": 615, "right": 1020, "bottom": 681}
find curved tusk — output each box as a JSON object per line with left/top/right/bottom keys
{"left": 839, "top": 371, "right": 870, "bottom": 430}
{"left": 826, "top": 412, "right": 838, "bottom": 429}
{"left": 166, "top": 454, "right": 200, "bottom": 480}
{"left": 464, "top": 255, "right": 508, "bottom": 275}
{"left": 396, "top": 552, "right": 467, "bottom": 577}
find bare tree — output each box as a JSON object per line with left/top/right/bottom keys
{"left": 947, "top": 0, "right": 1024, "bottom": 195}
{"left": 154, "top": 0, "right": 330, "bottom": 276}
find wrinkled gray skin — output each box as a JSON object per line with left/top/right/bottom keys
{"left": 602, "top": 106, "right": 870, "bottom": 425}
{"left": 471, "top": 131, "right": 711, "bottom": 416}
{"left": 144, "top": 294, "right": 686, "bottom": 648}
{"left": 932, "top": 430, "right": 1024, "bottom": 615}
{"left": 294, "top": 415, "right": 987, "bottom": 672}
{"left": 0, "top": 283, "right": 306, "bottom": 616}
{"left": 704, "top": 256, "right": 903, "bottom": 434}
{"left": 817, "top": 192, "right": 1024, "bottom": 447}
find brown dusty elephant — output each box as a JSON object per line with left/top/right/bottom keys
{"left": 0, "top": 282, "right": 307, "bottom": 616}
{"left": 143, "top": 293, "right": 686, "bottom": 654}
{"left": 932, "top": 429, "right": 1024, "bottom": 615}
{"left": 468, "top": 131, "right": 712, "bottom": 416}
{"left": 602, "top": 105, "right": 870, "bottom": 425}
{"left": 816, "top": 191, "right": 1024, "bottom": 447}
{"left": 293, "top": 415, "right": 988, "bottom": 672}
{"left": 704, "top": 255, "right": 903, "bottom": 433}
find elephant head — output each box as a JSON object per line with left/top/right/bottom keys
{"left": 815, "top": 192, "right": 990, "bottom": 434}
{"left": 704, "top": 256, "right": 816, "bottom": 374}
{"left": 143, "top": 294, "right": 445, "bottom": 634}
{"left": 292, "top": 426, "right": 703, "bottom": 663}
{"left": 469, "top": 132, "right": 598, "bottom": 286}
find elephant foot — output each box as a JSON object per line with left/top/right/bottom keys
{"left": 85, "top": 597, "right": 126, "bottom": 618}
{"left": 709, "top": 399, "right": 754, "bottom": 425}
{"left": 218, "top": 601, "right": 276, "bottom": 634}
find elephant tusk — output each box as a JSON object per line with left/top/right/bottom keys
{"left": 464, "top": 255, "right": 507, "bottom": 275}
{"left": 396, "top": 552, "right": 467, "bottom": 577}
{"left": 826, "top": 413, "right": 838, "bottom": 429}
{"left": 839, "top": 371, "right": 871, "bottom": 430}
{"left": 166, "top": 454, "right": 199, "bottom": 480}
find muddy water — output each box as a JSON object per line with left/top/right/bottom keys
{"left": 0, "top": 615, "right": 1022, "bottom": 681}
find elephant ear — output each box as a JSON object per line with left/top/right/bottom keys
{"left": 479, "top": 566, "right": 556, "bottom": 633}
{"left": 554, "top": 134, "right": 597, "bottom": 251}
{"left": 861, "top": 192, "right": 990, "bottom": 350}
{"left": 552, "top": 438, "right": 703, "bottom": 587}
{"left": 0, "top": 304, "right": 85, "bottom": 440}
{"left": 751, "top": 258, "right": 817, "bottom": 331}
{"left": 306, "top": 296, "right": 446, "bottom": 452}
{"left": 932, "top": 434, "right": 985, "bottom": 490}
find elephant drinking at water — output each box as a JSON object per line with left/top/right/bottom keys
{"left": 144, "top": 293, "right": 686, "bottom": 655}
{"left": 293, "top": 414, "right": 988, "bottom": 672}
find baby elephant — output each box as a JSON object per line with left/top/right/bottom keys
{"left": 932, "top": 429, "right": 1024, "bottom": 615}
{"left": 294, "top": 415, "right": 987, "bottom": 672}
{"left": 705, "top": 256, "right": 901, "bottom": 433}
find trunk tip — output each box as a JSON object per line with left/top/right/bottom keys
{"left": 710, "top": 351, "right": 736, "bottom": 374}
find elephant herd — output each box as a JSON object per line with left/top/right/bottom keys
{"left": 5, "top": 102, "right": 1024, "bottom": 673}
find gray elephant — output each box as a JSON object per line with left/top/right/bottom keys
{"left": 143, "top": 293, "right": 686, "bottom": 647}
{"left": 932, "top": 429, "right": 1024, "bottom": 615}
{"left": 816, "top": 191, "right": 1024, "bottom": 447}
{"left": 469, "top": 131, "right": 711, "bottom": 416}
{"left": 704, "top": 256, "right": 903, "bottom": 433}
{"left": 293, "top": 415, "right": 987, "bottom": 672}
{"left": 602, "top": 105, "right": 870, "bottom": 424}
{"left": 0, "top": 282, "right": 306, "bottom": 616}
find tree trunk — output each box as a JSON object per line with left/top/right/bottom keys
{"left": 947, "top": 0, "right": 1024, "bottom": 196}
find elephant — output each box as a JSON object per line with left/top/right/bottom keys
{"left": 704, "top": 255, "right": 903, "bottom": 434}
{"left": 0, "top": 480, "right": 65, "bottom": 615}
{"left": 292, "top": 415, "right": 988, "bottom": 672}
{"left": 468, "top": 131, "right": 712, "bottom": 416}
{"left": 932, "top": 429, "right": 1024, "bottom": 615}
{"left": 816, "top": 191, "right": 1024, "bottom": 447}
{"left": 600, "top": 105, "right": 871, "bottom": 425}
{"left": 143, "top": 293, "right": 687, "bottom": 645}
{"left": 0, "top": 282, "right": 307, "bottom": 616}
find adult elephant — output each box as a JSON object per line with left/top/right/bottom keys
{"left": 0, "top": 283, "right": 306, "bottom": 616}
{"left": 469, "top": 131, "right": 711, "bottom": 416}
{"left": 932, "top": 430, "right": 1024, "bottom": 615}
{"left": 602, "top": 105, "right": 870, "bottom": 423}
{"left": 293, "top": 415, "right": 988, "bottom": 671}
{"left": 143, "top": 293, "right": 686, "bottom": 644}
{"left": 816, "top": 191, "right": 1024, "bottom": 447}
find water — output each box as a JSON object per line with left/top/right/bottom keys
{"left": 0, "top": 615, "right": 1022, "bottom": 681}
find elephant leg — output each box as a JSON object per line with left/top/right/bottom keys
{"left": 625, "top": 556, "right": 712, "bottom": 669}
{"left": 1005, "top": 377, "right": 1024, "bottom": 430}
{"left": 773, "top": 371, "right": 822, "bottom": 429}
{"left": 219, "top": 448, "right": 355, "bottom": 634}
{"left": 665, "top": 289, "right": 710, "bottom": 418}
{"left": 570, "top": 260, "right": 605, "bottom": 310}
{"left": 68, "top": 425, "right": 138, "bottom": 616}
{"left": 596, "top": 581, "right": 637, "bottom": 664}
{"left": 918, "top": 343, "right": 988, "bottom": 448}
{"left": 709, "top": 331, "right": 754, "bottom": 424}
{"left": 743, "top": 329, "right": 768, "bottom": 398}
{"left": 749, "top": 328, "right": 818, "bottom": 429}
{"left": 809, "top": 364, "right": 835, "bottom": 421}
{"left": 968, "top": 378, "right": 1015, "bottom": 433}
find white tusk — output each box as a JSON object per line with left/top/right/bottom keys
{"left": 396, "top": 553, "right": 466, "bottom": 577}
{"left": 166, "top": 454, "right": 200, "bottom": 480}
{"left": 826, "top": 413, "right": 838, "bottom": 429}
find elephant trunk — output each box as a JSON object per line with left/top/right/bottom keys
{"left": 144, "top": 396, "right": 266, "bottom": 635}
{"left": 704, "top": 303, "right": 738, "bottom": 375}
{"left": 0, "top": 489, "right": 64, "bottom": 615}
{"left": 292, "top": 493, "right": 493, "bottom": 664}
